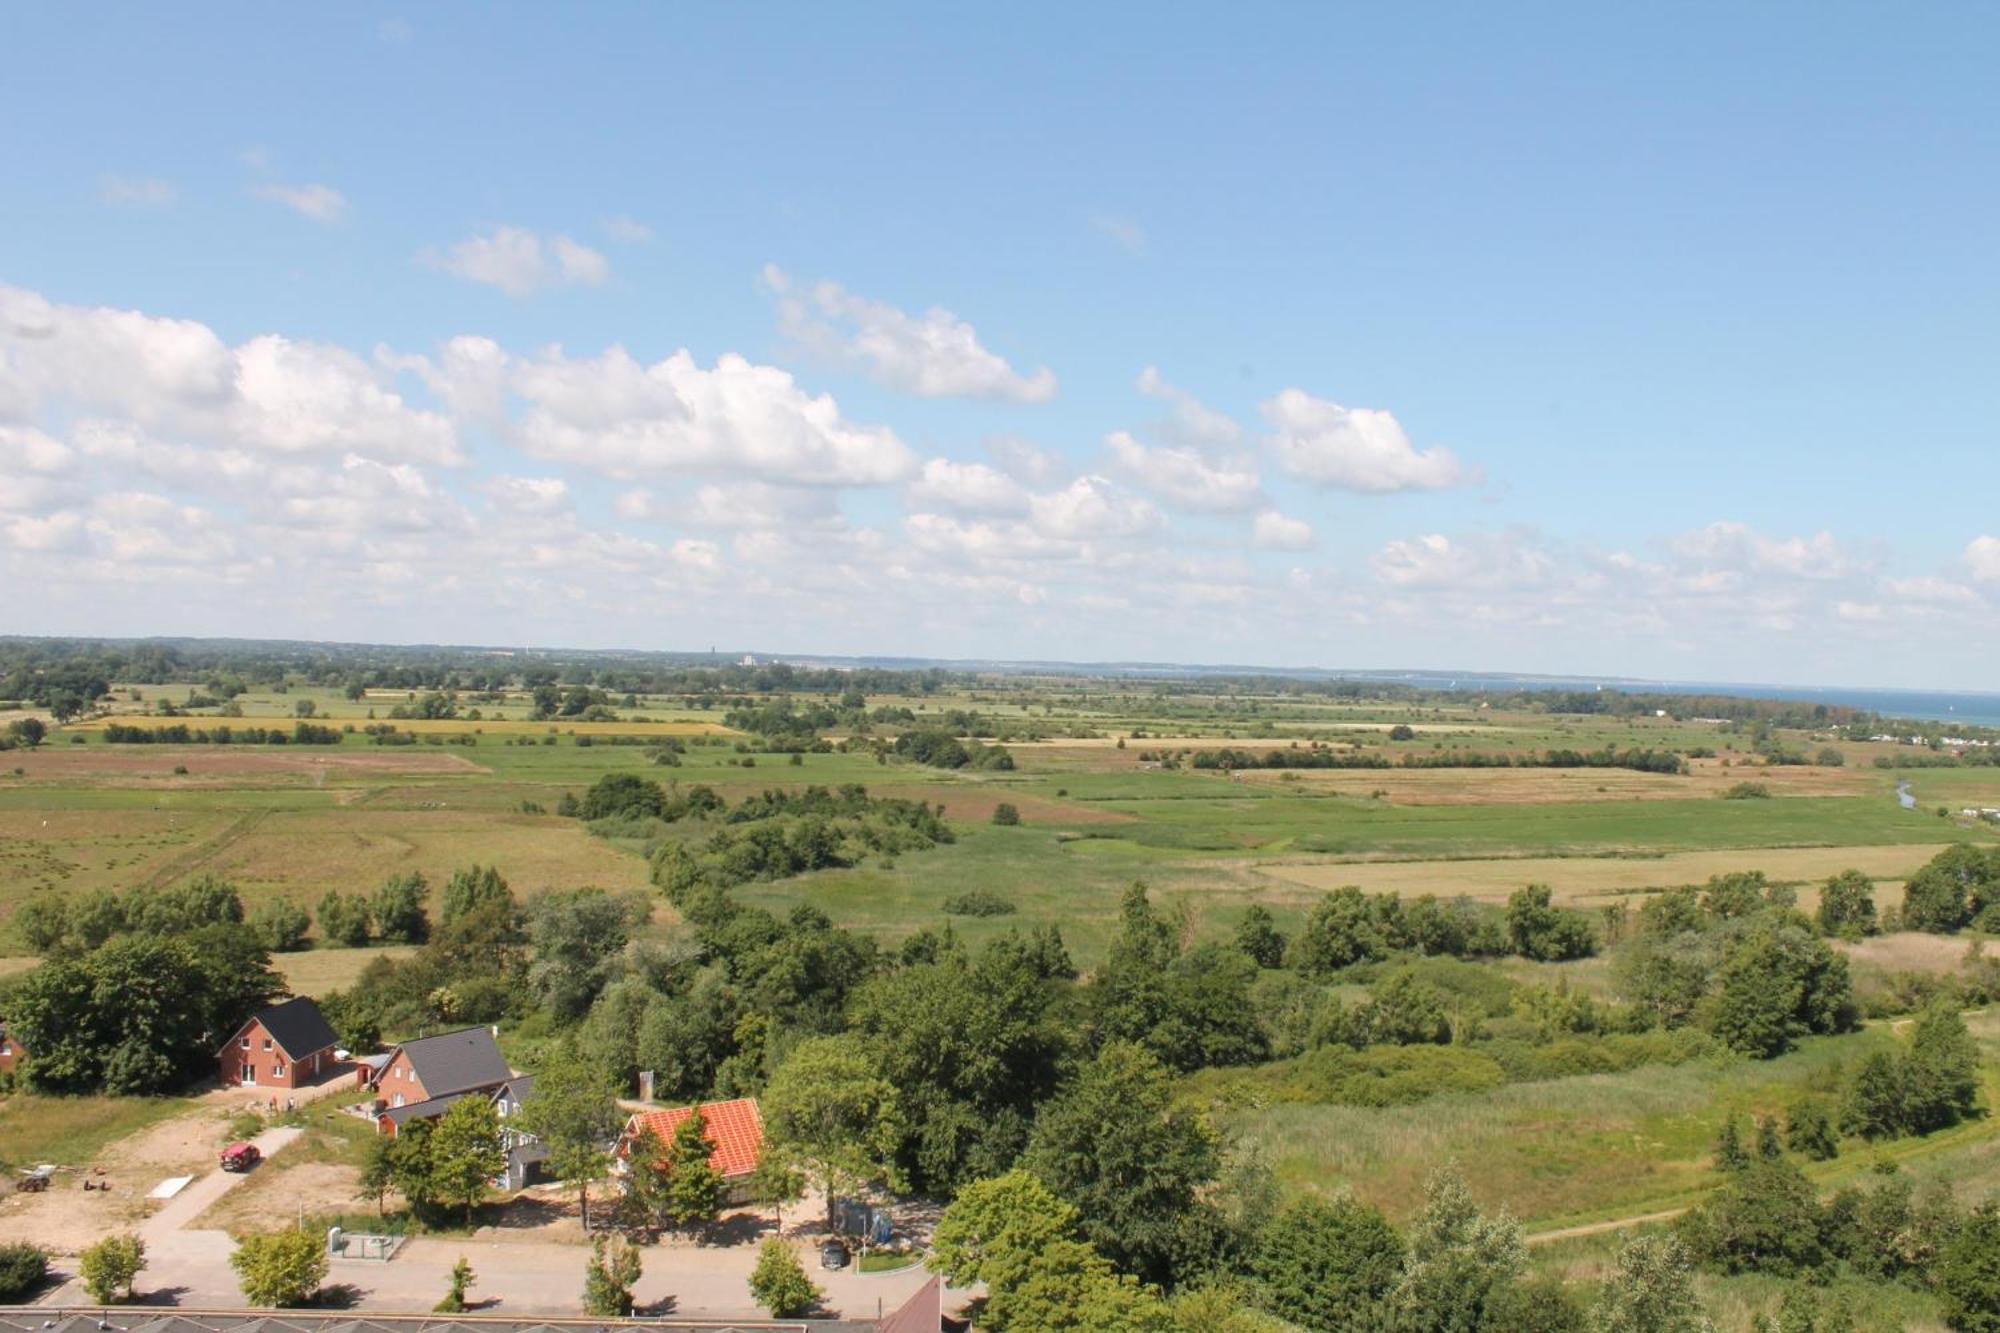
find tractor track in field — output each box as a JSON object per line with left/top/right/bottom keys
{"left": 140, "top": 807, "right": 272, "bottom": 888}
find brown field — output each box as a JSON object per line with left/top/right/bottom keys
{"left": 1251, "top": 843, "right": 1953, "bottom": 908}
{"left": 89, "top": 713, "right": 735, "bottom": 738}
{"left": 0, "top": 745, "right": 487, "bottom": 784}
{"left": 275, "top": 944, "right": 420, "bottom": 997}
{"left": 179, "top": 807, "right": 655, "bottom": 903}
{"left": 1229, "top": 758, "right": 1873, "bottom": 806}
{"left": 1837, "top": 931, "right": 1983, "bottom": 977}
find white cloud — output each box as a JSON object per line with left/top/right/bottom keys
{"left": 509, "top": 344, "right": 913, "bottom": 486}
{"left": 252, "top": 182, "right": 350, "bottom": 224}
{"left": 986, "top": 437, "right": 1068, "bottom": 487}
{"left": 1105, "top": 430, "right": 1261, "bottom": 513}
{"left": 765, "top": 265, "right": 1056, "bottom": 403}
{"left": 1967, "top": 536, "right": 2000, "bottom": 582}
{"left": 1670, "top": 522, "right": 1853, "bottom": 580}
{"left": 1265, "top": 389, "right": 1469, "bottom": 492}
{"left": 1252, "top": 510, "right": 1315, "bottom": 551}
{"left": 1028, "top": 475, "right": 1162, "bottom": 541}
{"left": 1372, "top": 532, "right": 1554, "bottom": 589}
{"left": 1091, "top": 214, "right": 1147, "bottom": 255}
{"left": 1136, "top": 367, "right": 1241, "bottom": 448}
{"left": 0, "top": 285, "right": 458, "bottom": 465}
{"left": 482, "top": 475, "right": 571, "bottom": 516}
{"left": 907, "top": 458, "right": 1031, "bottom": 516}
{"left": 427, "top": 227, "right": 610, "bottom": 297}
{"left": 98, "top": 175, "right": 176, "bottom": 208}
{"left": 602, "top": 215, "right": 654, "bottom": 243}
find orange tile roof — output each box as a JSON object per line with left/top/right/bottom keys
{"left": 623, "top": 1097, "right": 764, "bottom": 1179}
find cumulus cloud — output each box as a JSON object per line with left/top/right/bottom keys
{"left": 1136, "top": 367, "right": 1241, "bottom": 449}
{"left": 1670, "top": 522, "right": 1854, "bottom": 580}
{"left": 1265, "top": 389, "right": 1469, "bottom": 492}
{"left": 1105, "top": 430, "right": 1261, "bottom": 513}
{"left": 765, "top": 265, "right": 1056, "bottom": 403}
{"left": 481, "top": 475, "right": 571, "bottom": 516}
{"left": 1967, "top": 536, "right": 2000, "bottom": 582}
{"left": 0, "top": 285, "right": 458, "bottom": 464}
{"left": 1252, "top": 510, "right": 1315, "bottom": 551}
{"left": 1372, "top": 532, "right": 1555, "bottom": 590}
{"left": 98, "top": 175, "right": 177, "bottom": 208}
{"left": 1090, "top": 214, "right": 1147, "bottom": 255}
{"left": 426, "top": 227, "right": 610, "bottom": 296}
{"left": 504, "top": 344, "right": 913, "bottom": 487}
{"left": 602, "top": 215, "right": 654, "bottom": 243}
{"left": 1027, "top": 475, "right": 1162, "bottom": 541}
{"left": 252, "top": 182, "right": 349, "bottom": 223}
{"left": 907, "top": 458, "right": 1031, "bottom": 516}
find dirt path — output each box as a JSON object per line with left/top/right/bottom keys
{"left": 1525, "top": 1207, "right": 1687, "bottom": 1245}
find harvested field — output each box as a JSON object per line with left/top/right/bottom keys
{"left": 275, "top": 945, "right": 420, "bottom": 997}
{"left": 1221, "top": 759, "right": 1872, "bottom": 805}
{"left": 1250, "top": 843, "right": 1956, "bottom": 907}
{"left": 88, "top": 714, "right": 735, "bottom": 738}
{"left": 0, "top": 746, "right": 487, "bottom": 784}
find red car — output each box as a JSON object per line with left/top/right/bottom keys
{"left": 219, "top": 1143, "right": 262, "bottom": 1172}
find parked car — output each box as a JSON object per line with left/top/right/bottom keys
{"left": 819, "top": 1239, "right": 850, "bottom": 1270}
{"left": 219, "top": 1142, "right": 262, "bottom": 1172}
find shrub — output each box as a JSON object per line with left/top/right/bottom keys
{"left": 79, "top": 1233, "right": 145, "bottom": 1304}
{"left": 748, "top": 1238, "right": 821, "bottom": 1318}
{"left": 991, "top": 802, "right": 1021, "bottom": 826}
{"left": 230, "top": 1229, "right": 328, "bottom": 1307}
{"left": 0, "top": 1243, "right": 49, "bottom": 1301}
{"left": 942, "top": 891, "right": 1017, "bottom": 918}
{"left": 1722, "top": 782, "right": 1771, "bottom": 800}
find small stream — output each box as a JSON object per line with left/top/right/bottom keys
{"left": 1897, "top": 780, "right": 1917, "bottom": 810}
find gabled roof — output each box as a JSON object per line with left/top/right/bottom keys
{"left": 376, "top": 1091, "right": 473, "bottom": 1128}
{"left": 223, "top": 996, "right": 338, "bottom": 1060}
{"left": 381, "top": 1025, "right": 512, "bottom": 1097}
{"left": 623, "top": 1096, "right": 764, "bottom": 1179}
{"left": 494, "top": 1073, "right": 535, "bottom": 1106}
{"left": 878, "top": 1276, "right": 944, "bottom": 1333}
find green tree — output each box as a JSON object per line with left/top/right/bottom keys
{"left": 1784, "top": 1098, "right": 1840, "bottom": 1161}
{"left": 748, "top": 1238, "right": 821, "bottom": 1318}
{"left": 1676, "top": 1154, "right": 1824, "bottom": 1276}
{"left": 428, "top": 1096, "right": 506, "bottom": 1224}
{"left": 435, "top": 1256, "right": 475, "bottom": 1313}
{"left": 1023, "top": 1041, "right": 1221, "bottom": 1288}
{"left": 1506, "top": 884, "right": 1596, "bottom": 961}
{"left": 440, "top": 864, "right": 515, "bottom": 926}
{"left": 1714, "top": 1118, "right": 1749, "bottom": 1173}
{"left": 315, "top": 890, "right": 373, "bottom": 947}
{"left": 78, "top": 1233, "right": 145, "bottom": 1304}
{"left": 515, "top": 1046, "right": 621, "bottom": 1229}
{"left": 1290, "top": 886, "right": 1388, "bottom": 975}
{"left": 357, "top": 1135, "right": 396, "bottom": 1216}
{"left": 1841, "top": 1051, "right": 1906, "bottom": 1139}
{"left": 1249, "top": 1193, "right": 1403, "bottom": 1330}
{"left": 992, "top": 802, "right": 1021, "bottom": 826}
{"left": 249, "top": 898, "right": 312, "bottom": 953}
{"left": 370, "top": 872, "right": 431, "bottom": 944}
{"left": 1902, "top": 845, "right": 2000, "bottom": 934}
{"left": 1905, "top": 1001, "right": 1982, "bottom": 1133}
{"left": 1388, "top": 1165, "right": 1526, "bottom": 1332}
{"left": 1234, "top": 905, "right": 1287, "bottom": 969}
{"left": 7, "top": 717, "right": 47, "bottom": 749}
{"left": 1815, "top": 871, "right": 1877, "bottom": 939}
{"left": 230, "top": 1230, "right": 328, "bottom": 1307}
{"left": 1940, "top": 1200, "right": 2000, "bottom": 1332}
{"left": 1588, "top": 1234, "right": 1714, "bottom": 1333}
{"left": 659, "top": 1107, "right": 726, "bottom": 1234}
{"left": 526, "top": 888, "right": 644, "bottom": 1019}
{"left": 581, "top": 1234, "right": 642, "bottom": 1317}
{"left": 761, "top": 1034, "right": 903, "bottom": 1219}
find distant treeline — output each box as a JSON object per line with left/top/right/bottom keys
{"left": 1172, "top": 745, "right": 1689, "bottom": 775}
{"left": 100, "top": 721, "right": 343, "bottom": 745}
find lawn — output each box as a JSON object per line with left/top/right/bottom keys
{"left": 0, "top": 1093, "right": 191, "bottom": 1170}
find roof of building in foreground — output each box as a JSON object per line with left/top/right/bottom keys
{"left": 0, "top": 1309, "right": 883, "bottom": 1333}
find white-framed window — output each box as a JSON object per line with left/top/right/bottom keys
{"left": 240, "top": 1036, "right": 251, "bottom": 1049}
{"left": 262, "top": 1038, "right": 273, "bottom": 1050}
{"left": 273, "top": 1062, "right": 286, "bottom": 1079}
{"left": 392, "top": 1092, "right": 405, "bottom": 1108}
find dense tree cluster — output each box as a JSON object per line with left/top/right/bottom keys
{"left": 1903, "top": 845, "right": 2000, "bottom": 934}
{"left": 1177, "top": 744, "right": 1687, "bottom": 774}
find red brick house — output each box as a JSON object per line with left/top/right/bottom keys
{"left": 616, "top": 1097, "right": 765, "bottom": 1204}
{"left": 0, "top": 1020, "right": 25, "bottom": 1076}
{"left": 368, "top": 1025, "right": 515, "bottom": 1137}
{"left": 218, "top": 997, "right": 341, "bottom": 1089}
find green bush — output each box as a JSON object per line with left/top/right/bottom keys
{"left": 1722, "top": 782, "right": 1771, "bottom": 800}
{"left": 0, "top": 1243, "right": 49, "bottom": 1301}
{"left": 942, "top": 891, "right": 1017, "bottom": 918}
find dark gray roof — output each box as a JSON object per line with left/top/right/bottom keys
{"left": 494, "top": 1074, "right": 534, "bottom": 1106}
{"left": 377, "top": 1091, "right": 472, "bottom": 1127}
{"left": 228, "top": 997, "right": 338, "bottom": 1060}
{"left": 391, "top": 1025, "right": 512, "bottom": 1097}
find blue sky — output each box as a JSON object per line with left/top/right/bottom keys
{"left": 4, "top": 5, "right": 1998, "bottom": 687}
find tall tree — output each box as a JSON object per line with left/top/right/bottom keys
{"left": 516, "top": 1047, "right": 622, "bottom": 1229}
{"left": 428, "top": 1097, "right": 507, "bottom": 1225}
{"left": 659, "top": 1108, "right": 726, "bottom": 1234}
{"left": 1588, "top": 1234, "right": 1714, "bottom": 1333}
{"left": 760, "top": 1035, "right": 903, "bottom": 1221}
{"left": 1388, "top": 1166, "right": 1526, "bottom": 1332}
